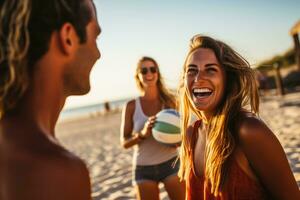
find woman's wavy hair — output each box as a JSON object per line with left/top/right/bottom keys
{"left": 0, "top": 0, "right": 93, "bottom": 117}
{"left": 135, "top": 56, "right": 176, "bottom": 109}
{"left": 178, "top": 35, "right": 259, "bottom": 196}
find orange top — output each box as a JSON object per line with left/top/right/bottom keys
{"left": 186, "top": 120, "right": 270, "bottom": 200}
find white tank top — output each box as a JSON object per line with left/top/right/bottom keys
{"left": 132, "top": 98, "right": 178, "bottom": 166}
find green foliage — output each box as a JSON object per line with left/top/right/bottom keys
{"left": 257, "top": 48, "right": 296, "bottom": 71}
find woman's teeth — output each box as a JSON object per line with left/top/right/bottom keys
{"left": 193, "top": 88, "right": 213, "bottom": 98}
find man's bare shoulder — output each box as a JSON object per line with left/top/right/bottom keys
{"left": 33, "top": 151, "right": 91, "bottom": 200}
{"left": 1, "top": 134, "right": 91, "bottom": 200}
{"left": 22, "top": 147, "right": 91, "bottom": 200}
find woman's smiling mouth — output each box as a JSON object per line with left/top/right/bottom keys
{"left": 192, "top": 87, "right": 213, "bottom": 99}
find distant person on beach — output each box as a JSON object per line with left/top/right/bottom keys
{"left": 120, "top": 56, "right": 185, "bottom": 200}
{"left": 255, "top": 69, "right": 269, "bottom": 96}
{"left": 178, "top": 35, "right": 300, "bottom": 199}
{"left": 0, "top": 0, "right": 101, "bottom": 199}
{"left": 104, "top": 101, "right": 111, "bottom": 113}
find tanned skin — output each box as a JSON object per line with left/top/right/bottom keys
{"left": 0, "top": 0, "right": 101, "bottom": 199}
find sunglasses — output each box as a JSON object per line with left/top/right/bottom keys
{"left": 140, "top": 66, "right": 157, "bottom": 75}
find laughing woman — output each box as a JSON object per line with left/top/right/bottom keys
{"left": 178, "top": 35, "right": 300, "bottom": 199}
{"left": 120, "top": 56, "right": 185, "bottom": 200}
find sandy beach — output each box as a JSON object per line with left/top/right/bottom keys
{"left": 56, "top": 93, "right": 300, "bottom": 200}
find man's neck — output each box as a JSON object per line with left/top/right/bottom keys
{"left": 25, "top": 51, "right": 66, "bottom": 137}
{"left": 7, "top": 91, "right": 64, "bottom": 138}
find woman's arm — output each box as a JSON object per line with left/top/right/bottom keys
{"left": 120, "top": 100, "right": 156, "bottom": 149}
{"left": 238, "top": 116, "right": 300, "bottom": 200}
{"left": 120, "top": 100, "right": 143, "bottom": 149}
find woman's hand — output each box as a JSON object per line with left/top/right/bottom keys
{"left": 140, "top": 116, "right": 156, "bottom": 139}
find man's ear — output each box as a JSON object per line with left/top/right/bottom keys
{"left": 58, "top": 23, "right": 79, "bottom": 55}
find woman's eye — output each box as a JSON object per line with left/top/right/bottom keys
{"left": 207, "top": 68, "right": 217, "bottom": 74}
{"left": 186, "top": 68, "right": 197, "bottom": 75}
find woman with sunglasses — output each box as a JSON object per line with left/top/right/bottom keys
{"left": 178, "top": 35, "right": 300, "bottom": 199}
{"left": 120, "top": 56, "right": 185, "bottom": 200}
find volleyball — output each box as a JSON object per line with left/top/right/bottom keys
{"left": 152, "top": 109, "right": 181, "bottom": 146}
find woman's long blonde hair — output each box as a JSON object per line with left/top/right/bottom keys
{"left": 178, "top": 35, "right": 259, "bottom": 196}
{"left": 135, "top": 56, "right": 176, "bottom": 109}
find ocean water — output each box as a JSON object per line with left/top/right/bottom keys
{"left": 60, "top": 98, "right": 130, "bottom": 120}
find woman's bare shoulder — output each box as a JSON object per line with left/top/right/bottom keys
{"left": 236, "top": 113, "right": 270, "bottom": 143}
{"left": 123, "top": 99, "right": 136, "bottom": 112}
{"left": 121, "top": 99, "right": 136, "bottom": 120}
{"left": 236, "top": 113, "right": 300, "bottom": 199}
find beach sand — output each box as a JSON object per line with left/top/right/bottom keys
{"left": 56, "top": 93, "right": 300, "bottom": 200}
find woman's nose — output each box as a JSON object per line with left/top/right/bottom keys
{"left": 194, "top": 71, "right": 205, "bottom": 82}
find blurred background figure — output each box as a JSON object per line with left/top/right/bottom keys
{"left": 104, "top": 101, "right": 111, "bottom": 113}
{"left": 255, "top": 69, "right": 269, "bottom": 96}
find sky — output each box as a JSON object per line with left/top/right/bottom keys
{"left": 64, "top": 0, "right": 300, "bottom": 109}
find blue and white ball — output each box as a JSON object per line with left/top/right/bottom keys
{"left": 152, "top": 109, "right": 181, "bottom": 146}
